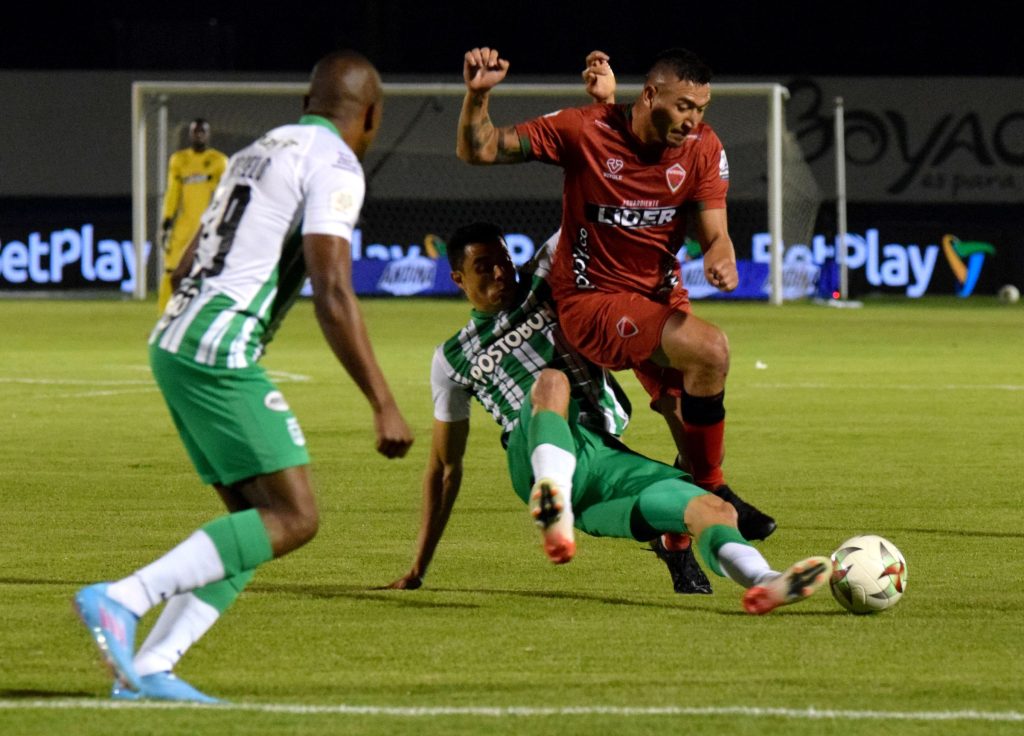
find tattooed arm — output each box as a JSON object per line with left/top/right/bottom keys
{"left": 456, "top": 46, "right": 527, "bottom": 165}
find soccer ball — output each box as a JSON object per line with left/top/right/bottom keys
{"left": 829, "top": 534, "right": 907, "bottom": 614}
{"left": 997, "top": 284, "right": 1020, "bottom": 304}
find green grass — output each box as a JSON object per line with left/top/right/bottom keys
{"left": 1, "top": 295, "right": 1022, "bottom": 735}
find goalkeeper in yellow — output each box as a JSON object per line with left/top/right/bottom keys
{"left": 157, "top": 118, "right": 227, "bottom": 311}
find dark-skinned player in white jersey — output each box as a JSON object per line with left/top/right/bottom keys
{"left": 457, "top": 46, "right": 776, "bottom": 545}
{"left": 73, "top": 50, "right": 413, "bottom": 704}
{"left": 387, "top": 223, "right": 831, "bottom": 616}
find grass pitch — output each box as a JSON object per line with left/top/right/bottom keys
{"left": 1, "top": 295, "right": 1022, "bottom": 735}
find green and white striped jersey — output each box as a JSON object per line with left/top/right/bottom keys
{"left": 150, "top": 115, "right": 364, "bottom": 368}
{"left": 432, "top": 247, "right": 631, "bottom": 440}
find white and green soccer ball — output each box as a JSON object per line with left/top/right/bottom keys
{"left": 829, "top": 534, "right": 907, "bottom": 614}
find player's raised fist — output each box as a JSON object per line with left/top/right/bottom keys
{"left": 582, "top": 50, "right": 615, "bottom": 104}
{"left": 464, "top": 47, "right": 510, "bottom": 92}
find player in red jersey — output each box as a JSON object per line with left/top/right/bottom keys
{"left": 457, "top": 46, "right": 775, "bottom": 541}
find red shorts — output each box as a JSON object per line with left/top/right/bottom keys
{"left": 555, "top": 288, "right": 690, "bottom": 403}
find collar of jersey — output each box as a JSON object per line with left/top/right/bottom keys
{"left": 469, "top": 307, "right": 498, "bottom": 323}
{"left": 299, "top": 114, "right": 341, "bottom": 138}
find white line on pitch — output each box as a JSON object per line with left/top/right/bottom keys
{"left": 1, "top": 371, "right": 311, "bottom": 386}
{"left": 265, "top": 370, "right": 312, "bottom": 382}
{"left": 748, "top": 382, "right": 1024, "bottom": 391}
{"left": 49, "top": 388, "right": 160, "bottom": 398}
{"left": 0, "top": 378, "right": 153, "bottom": 386}
{"left": 0, "top": 701, "right": 1020, "bottom": 722}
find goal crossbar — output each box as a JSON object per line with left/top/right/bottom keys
{"left": 131, "top": 81, "right": 790, "bottom": 303}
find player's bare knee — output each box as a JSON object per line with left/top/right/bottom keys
{"left": 531, "top": 368, "right": 570, "bottom": 414}
{"left": 711, "top": 493, "right": 738, "bottom": 525}
{"left": 701, "top": 326, "right": 730, "bottom": 376}
{"left": 686, "top": 492, "right": 737, "bottom": 535}
{"left": 535, "top": 368, "right": 568, "bottom": 393}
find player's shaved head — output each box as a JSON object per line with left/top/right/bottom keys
{"left": 646, "top": 48, "right": 712, "bottom": 86}
{"left": 303, "top": 50, "right": 383, "bottom": 160}
{"left": 305, "top": 50, "right": 382, "bottom": 120}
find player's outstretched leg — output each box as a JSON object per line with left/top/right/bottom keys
{"left": 683, "top": 495, "right": 830, "bottom": 613}
{"left": 530, "top": 478, "right": 575, "bottom": 564}
{"left": 741, "top": 557, "right": 833, "bottom": 615}
{"left": 73, "top": 583, "right": 142, "bottom": 690}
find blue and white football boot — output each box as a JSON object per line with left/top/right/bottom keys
{"left": 73, "top": 583, "right": 141, "bottom": 690}
{"left": 111, "top": 672, "right": 222, "bottom": 704}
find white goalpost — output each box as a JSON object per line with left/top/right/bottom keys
{"left": 131, "top": 80, "right": 815, "bottom": 304}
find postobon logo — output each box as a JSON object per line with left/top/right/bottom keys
{"left": 468, "top": 309, "right": 553, "bottom": 381}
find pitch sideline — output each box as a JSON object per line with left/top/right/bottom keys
{"left": 0, "top": 700, "right": 1021, "bottom": 722}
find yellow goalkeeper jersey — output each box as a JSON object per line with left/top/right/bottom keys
{"left": 161, "top": 147, "right": 228, "bottom": 263}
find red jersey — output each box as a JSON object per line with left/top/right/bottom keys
{"left": 516, "top": 103, "right": 729, "bottom": 301}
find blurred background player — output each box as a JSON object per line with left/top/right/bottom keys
{"left": 457, "top": 46, "right": 776, "bottom": 542}
{"left": 388, "top": 223, "right": 831, "bottom": 615}
{"left": 157, "top": 118, "right": 228, "bottom": 312}
{"left": 74, "top": 50, "right": 413, "bottom": 704}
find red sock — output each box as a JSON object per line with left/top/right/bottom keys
{"left": 662, "top": 533, "right": 692, "bottom": 551}
{"left": 682, "top": 419, "right": 725, "bottom": 490}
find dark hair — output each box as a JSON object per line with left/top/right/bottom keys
{"left": 647, "top": 48, "right": 712, "bottom": 85}
{"left": 446, "top": 222, "right": 506, "bottom": 271}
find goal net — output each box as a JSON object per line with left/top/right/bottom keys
{"left": 131, "top": 81, "right": 820, "bottom": 303}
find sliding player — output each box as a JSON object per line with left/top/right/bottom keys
{"left": 389, "top": 223, "right": 830, "bottom": 615}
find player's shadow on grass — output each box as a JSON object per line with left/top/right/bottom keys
{"left": 0, "top": 577, "right": 92, "bottom": 586}
{"left": 251, "top": 582, "right": 482, "bottom": 609}
{"left": 0, "top": 689, "right": 95, "bottom": 698}
{"left": 788, "top": 526, "right": 1024, "bottom": 540}
{"left": 251, "top": 582, "right": 687, "bottom": 609}
{"left": 717, "top": 609, "right": 850, "bottom": 617}
{"left": 433, "top": 587, "right": 686, "bottom": 609}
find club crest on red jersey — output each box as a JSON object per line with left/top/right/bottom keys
{"left": 666, "top": 163, "right": 687, "bottom": 193}
{"left": 616, "top": 316, "right": 639, "bottom": 338}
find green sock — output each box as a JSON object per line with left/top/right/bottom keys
{"left": 201, "top": 508, "right": 274, "bottom": 578}
{"left": 696, "top": 524, "right": 749, "bottom": 577}
{"left": 193, "top": 570, "right": 255, "bottom": 614}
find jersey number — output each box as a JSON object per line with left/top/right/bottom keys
{"left": 201, "top": 184, "right": 251, "bottom": 278}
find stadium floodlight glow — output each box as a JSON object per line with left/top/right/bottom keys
{"left": 132, "top": 80, "right": 816, "bottom": 305}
